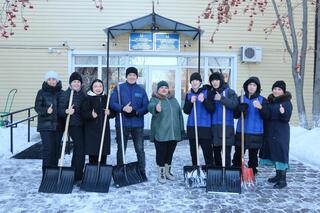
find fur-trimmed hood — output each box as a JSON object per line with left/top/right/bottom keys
{"left": 268, "top": 91, "right": 292, "bottom": 103}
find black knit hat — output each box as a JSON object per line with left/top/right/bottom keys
{"left": 90, "top": 79, "right": 104, "bottom": 93}
{"left": 272, "top": 80, "right": 286, "bottom": 93}
{"left": 126, "top": 67, "right": 138, "bottom": 78}
{"left": 157, "top": 80, "right": 169, "bottom": 91}
{"left": 190, "top": 72, "right": 202, "bottom": 83}
{"left": 69, "top": 72, "right": 82, "bottom": 84}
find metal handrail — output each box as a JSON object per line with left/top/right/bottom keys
{"left": 1, "top": 107, "right": 38, "bottom": 153}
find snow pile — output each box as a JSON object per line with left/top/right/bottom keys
{"left": 290, "top": 126, "right": 320, "bottom": 169}
{"left": 0, "top": 124, "right": 39, "bottom": 159}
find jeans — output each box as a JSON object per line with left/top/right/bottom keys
{"left": 116, "top": 127, "right": 145, "bottom": 172}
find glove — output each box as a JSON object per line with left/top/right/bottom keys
{"left": 238, "top": 103, "right": 249, "bottom": 113}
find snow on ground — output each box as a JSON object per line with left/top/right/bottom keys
{"left": 0, "top": 125, "right": 320, "bottom": 212}
{"left": 0, "top": 124, "right": 39, "bottom": 159}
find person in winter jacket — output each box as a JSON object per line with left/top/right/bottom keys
{"left": 110, "top": 67, "right": 149, "bottom": 177}
{"left": 260, "top": 80, "right": 292, "bottom": 189}
{"left": 34, "top": 71, "right": 63, "bottom": 175}
{"left": 209, "top": 72, "right": 238, "bottom": 167}
{"left": 232, "top": 77, "right": 268, "bottom": 175}
{"left": 58, "top": 72, "right": 86, "bottom": 183}
{"left": 183, "top": 72, "right": 215, "bottom": 167}
{"left": 148, "top": 80, "right": 185, "bottom": 184}
{"left": 81, "top": 79, "right": 115, "bottom": 165}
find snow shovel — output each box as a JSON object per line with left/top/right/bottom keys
{"left": 183, "top": 101, "right": 206, "bottom": 188}
{"left": 80, "top": 88, "right": 113, "bottom": 193}
{"left": 206, "top": 91, "right": 241, "bottom": 194}
{"left": 240, "top": 89, "right": 255, "bottom": 188}
{"left": 39, "top": 90, "right": 75, "bottom": 194}
{"left": 112, "top": 83, "right": 146, "bottom": 187}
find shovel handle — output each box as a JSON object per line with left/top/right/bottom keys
{"left": 117, "top": 83, "right": 126, "bottom": 164}
{"left": 222, "top": 91, "right": 226, "bottom": 168}
{"left": 240, "top": 89, "right": 245, "bottom": 159}
{"left": 98, "top": 87, "right": 113, "bottom": 163}
{"left": 193, "top": 101, "right": 200, "bottom": 166}
{"left": 59, "top": 89, "right": 74, "bottom": 167}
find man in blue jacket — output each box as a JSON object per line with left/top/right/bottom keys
{"left": 110, "top": 67, "right": 149, "bottom": 177}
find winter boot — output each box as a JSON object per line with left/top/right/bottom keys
{"left": 165, "top": 164, "right": 175, "bottom": 181}
{"left": 268, "top": 170, "right": 280, "bottom": 183}
{"left": 273, "top": 170, "right": 287, "bottom": 189}
{"left": 158, "top": 166, "right": 166, "bottom": 184}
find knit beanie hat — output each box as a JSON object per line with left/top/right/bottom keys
{"left": 44, "top": 71, "right": 59, "bottom": 82}
{"left": 190, "top": 72, "right": 202, "bottom": 83}
{"left": 126, "top": 67, "right": 138, "bottom": 78}
{"left": 69, "top": 72, "right": 83, "bottom": 84}
{"left": 157, "top": 80, "right": 169, "bottom": 91}
{"left": 272, "top": 80, "right": 286, "bottom": 93}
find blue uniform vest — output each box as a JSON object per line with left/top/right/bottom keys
{"left": 236, "top": 95, "right": 264, "bottom": 134}
{"left": 186, "top": 89, "right": 211, "bottom": 127}
{"left": 211, "top": 88, "right": 234, "bottom": 126}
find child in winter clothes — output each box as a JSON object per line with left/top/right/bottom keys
{"left": 183, "top": 72, "right": 215, "bottom": 166}
{"left": 34, "top": 71, "right": 63, "bottom": 175}
{"left": 232, "top": 77, "right": 268, "bottom": 175}
{"left": 81, "top": 79, "right": 115, "bottom": 165}
{"left": 148, "top": 81, "right": 185, "bottom": 184}
{"left": 58, "top": 72, "right": 86, "bottom": 183}
{"left": 209, "top": 72, "right": 238, "bottom": 167}
{"left": 260, "top": 80, "right": 292, "bottom": 189}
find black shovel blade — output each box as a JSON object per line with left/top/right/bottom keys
{"left": 38, "top": 167, "right": 74, "bottom": 194}
{"left": 80, "top": 163, "right": 113, "bottom": 193}
{"left": 183, "top": 165, "right": 207, "bottom": 188}
{"left": 206, "top": 167, "right": 241, "bottom": 194}
{"left": 112, "top": 161, "right": 146, "bottom": 188}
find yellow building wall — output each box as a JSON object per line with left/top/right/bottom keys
{"left": 0, "top": 0, "right": 315, "bottom": 126}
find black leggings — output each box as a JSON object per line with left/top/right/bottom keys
{"left": 212, "top": 146, "right": 232, "bottom": 167}
{"left": 154, "top": 141, "right": 177, "bottom": 167}
{"left": 232, "top": 146, "right": 259, "bottom": 168}
{"left": 189, "top": 138, "right": 214, "bottom": 166}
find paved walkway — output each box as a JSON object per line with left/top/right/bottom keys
{"left": 0, "top": 140, "right": 320, "bottom": 212}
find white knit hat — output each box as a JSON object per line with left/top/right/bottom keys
{"left": 44, "top": 71, "right": 59, "bottom": 82}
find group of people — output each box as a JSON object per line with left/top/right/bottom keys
{"left": 35, "top": 66, "right": 292, "bottom": 189}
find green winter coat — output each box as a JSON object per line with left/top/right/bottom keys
{"left": 148, "top": 92, "right": 185, "bottom": 142}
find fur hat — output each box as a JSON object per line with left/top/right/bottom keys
{"left": 126, "top": 67, "right": 138, "bottom": 78}
{"left": 272, "top": 80, "right": 286, "bottom": 93}
{"left": 69, "top": 72, "right": 82, "bottom": 84}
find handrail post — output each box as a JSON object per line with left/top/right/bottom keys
{"left": 10, "top": 114, "right": 13, "bottom": 154}
{"left": 28, "top": 108, "right": 31, "bottom": 142}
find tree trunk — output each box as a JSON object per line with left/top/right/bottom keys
{"left": 293, "top": 69, "right": 308, "bottom": 129}
{"left": 312, "top": 0, "right": 320, "bottom": 128}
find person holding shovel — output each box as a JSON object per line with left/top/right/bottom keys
{"left": 232, "top": 76, "right": 269, "bottom": 175}
{"left": 81, "top": 79, "right": 115, "bottom": 166}
{"left": 35, "top": 71, "right": 63, "bottom": 176}
{"left": 209, "top": 72, "right": 238, "bottom": 167}
{"left": 58, "top": 72, "right": 86, "bottom": 184}
{"left": 148, "top": 81, "right": 185, "bottom": 184}
{"left": 183, "top": 72, "right": 215, "bottom": 167}
{"left": 260, "top": 80, "right": 292, "bottom": 189}
{"left": 110, "top": 67, "right": 149, "bottom": 177}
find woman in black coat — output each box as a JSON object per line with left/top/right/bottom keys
{"left": 34, "top": 71, "right": 63, "bottom": 175}
{"left": 81, "top": 79, "right": 115, "bottom": 164}
{"left": 260, "top": 80, "right": 292, "bottom": 189}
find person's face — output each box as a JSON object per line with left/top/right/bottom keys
{"left": 158, "top": 86, "right": 169, "bottom": 96}
{"left": 211, "top": 79, "right": 220, "bottom": 89}
{"left": 127, "top": 73, "right": 138, "bottom": 84}
{"left": 272, "top": 87, "right": 284, "bottom": 97}
{"left": 247, "top": 82, "right": 257, "bottom": 95}
{"left": 47, "top": 78, "right": 57, "bottom": 87}
{"left": 191, "top": 80, "right": 201, "bottom": 90}
{"left": 71, "top": 80, "right": 81, "bottom": 91}
{"left": 92, "top": 82, "right": 103, "bottom": 95}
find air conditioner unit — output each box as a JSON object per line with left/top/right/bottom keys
{"left": 241, "top": 46, "right": 262, "bottom": 63}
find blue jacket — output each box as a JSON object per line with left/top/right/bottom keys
{"left": 212, "top": 88, "right": 235, "bottom": 127}
{"left": 110, "top": 81, "right": 149, "bottom": 128}
{"left": 236, "top": 95, "right": 264, "bottom": 134}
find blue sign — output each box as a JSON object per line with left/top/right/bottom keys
{"left": 154, "top": 33, "right": 180, "bottom": 51}
{"left": 129, "top": 33, "right": 153, "bottom": 51}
